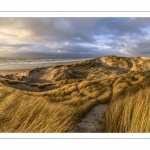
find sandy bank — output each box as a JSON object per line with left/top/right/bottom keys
{"left": 0, "top": 69, "right": 26, "bottom": 76}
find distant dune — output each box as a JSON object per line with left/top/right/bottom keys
{"left": 0, "top": 55, "right": 150, "bottom": 132}
{"left": 4, "top": 55, "right": 150, "bottom": 83}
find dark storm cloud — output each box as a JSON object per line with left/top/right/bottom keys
{"left": 1, "top": 18, "right": 150, "bottom": 57}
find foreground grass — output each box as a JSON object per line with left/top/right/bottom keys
{"left": 0, "top": 86, "right": 77, "bottom": 132}
{"left": 0, "top": 77, "right": 113, "bottom": 132}
{"left": 101, "top": 77, "right": 150, "bottom": 132}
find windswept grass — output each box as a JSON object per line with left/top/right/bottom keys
{"left": 0, "top": 77, "right": 112, "bottom": 132}
{"left": 101, "top": 78, "right": 150, "bottom": 132}
{"left": 1, "top": 72, "right": 150, "bottom": 132}
{"left": 0, "top": 84, "right": 77, "bottom": 132}
{"left": 1, "top": 56, "right": 150, "bottom": 132}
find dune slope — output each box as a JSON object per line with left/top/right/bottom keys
{"left": 0, "top": 55, "right": 150, "bottom": 132}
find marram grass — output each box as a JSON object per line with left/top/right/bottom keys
{"left": 101, "top": 81, "right": 150, "bottom": 132}
{"left": 1, "top": 56, "right": 150, "bottom": 132}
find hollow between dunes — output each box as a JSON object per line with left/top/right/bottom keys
{"left": 9, "top": 83, "right": 55, "bottom": 92}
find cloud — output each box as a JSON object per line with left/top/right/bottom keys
{"left": 94, "top": 18, "right": 150, "bottom": 37}
{"left": 122, "top": 38, "right": 150, "bottom": 56}
{"left": 1, "top": 18, "right": 150, "bottom": 57}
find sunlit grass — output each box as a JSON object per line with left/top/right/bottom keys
{"left": 101, "top": 78, "right": 150, "bottom": 132}
{"left": 1, "top": 56, "right": 150, "bottom": 132}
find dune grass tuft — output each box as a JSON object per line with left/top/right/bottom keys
{"left": 101, "top": 77, "right": 150, "bottom": 132}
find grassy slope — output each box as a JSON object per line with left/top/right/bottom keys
{"left": 102, "top": 77, "right": 150, "bottom": 132}
{"left": 0, "top": 82, "right": 76, "bottom": 132}
{"left": 0, "top": 77, "right": 113, "bottom": 132}
{"left": 0, "top": 55, "right": 150, "bottom": 132}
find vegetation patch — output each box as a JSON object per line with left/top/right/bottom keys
{"left": 0, "top": 56, "right": 150, "bottom": 132}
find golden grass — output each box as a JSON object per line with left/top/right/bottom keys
{"left": 0, "top": 77, "right": 113, "bottom": 132}
{"left": 1, "top": 56, "right": 150, "bottom": 132}
{"left": 1, "top": 72, "right": 149, "bottom": 132}
{"left": 0, "top": 84, "right": 77, "bottom": 132}
{"left": 101, "top": 77, "right": 150, "bottom": 132}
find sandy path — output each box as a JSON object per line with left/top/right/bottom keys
{"left": 76, "top": 104, "right": 108, "bottom": 132}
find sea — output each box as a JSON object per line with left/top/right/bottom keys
{"left": 0, "top": 57, "right": 90, "bottom": 70}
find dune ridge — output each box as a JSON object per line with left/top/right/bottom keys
{"left": 0, "top": 55, "right": 150, "bottom": 132}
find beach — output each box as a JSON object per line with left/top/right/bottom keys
{"left": 0, "top": 69, "right": 27, "bottom": 76}
{"left": 0, "top": 57, "right": 88, "bottom": 76}
{"left": 1, "top": 55, "right": 150, "bottom": 133}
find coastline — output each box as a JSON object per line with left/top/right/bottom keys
{"left": 0, "top": 59, "right": 87, "bottom": 76}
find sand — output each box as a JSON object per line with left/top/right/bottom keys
{"left": 0, "top": 60, "right": 85, "bottom": 76}
{"left": 76, "top": 104, "right": 108, "bottom": 132}
{"left": 0, "top": 69, "right": 26, "bottom": 76}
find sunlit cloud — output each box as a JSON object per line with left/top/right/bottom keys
{"left": 0, "top": 18, "right": 150, "bottom": 57}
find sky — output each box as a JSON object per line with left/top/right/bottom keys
{"left": 0, "top": 17, "right": 150, "bottom": 57}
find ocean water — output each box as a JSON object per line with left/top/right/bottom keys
{"left": 0, "top": 57, "right": 90, "bottom": 70}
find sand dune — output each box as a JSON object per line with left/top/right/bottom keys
{"left": 4, "top": 55, "right": 150, "bottom": 84}
{"left": 0, "top": 55, "right": 150, "bottom": 132}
